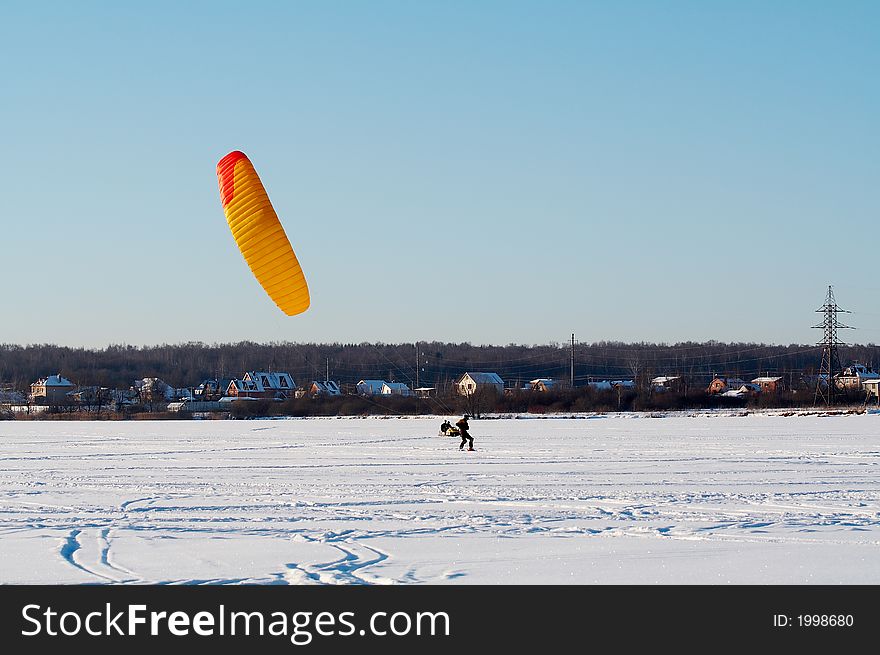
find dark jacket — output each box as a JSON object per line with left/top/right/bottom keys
{"left": 455, "top": 417, "right": 470, "bottom": 432}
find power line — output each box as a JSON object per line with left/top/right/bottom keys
{"left": 813, "top": 285, "right": 854, "bottom": 406}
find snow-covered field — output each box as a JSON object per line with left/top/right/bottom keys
{"left": 1, "top": 413, "right": 879, "bottom": 584}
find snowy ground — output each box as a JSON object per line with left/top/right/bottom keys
{"left": 1, "top": 412, "right": 879, "bottom": 584}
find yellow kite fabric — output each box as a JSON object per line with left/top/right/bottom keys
{"left": 217, "top": 151, "right": 310, "bottom": 316}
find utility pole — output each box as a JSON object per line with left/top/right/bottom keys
{"left": 325, "top": 358, "right": 329, "bottom": 383}
{"left": 570, "top": 333, "right": 575, "bottom": 389}
{"left": 415, "top": 342, "right": 419, "bottom": 390}
{"left": 813, "top": 285, "right": 853, "bottom": 406}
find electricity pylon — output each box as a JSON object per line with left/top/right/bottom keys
{"left": 813, "top": 285, "right": 853, "bottom": 406}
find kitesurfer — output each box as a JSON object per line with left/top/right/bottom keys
{"left": 457, "top": 415, "right": 474, "bottom": 451}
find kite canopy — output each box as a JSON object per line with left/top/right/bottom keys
{"left": 216, "top": 151, "right": 310, "bottom": 316}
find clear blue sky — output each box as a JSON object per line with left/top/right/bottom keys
{"left": 2, "top": 1, "right": 878, "bottom": 347}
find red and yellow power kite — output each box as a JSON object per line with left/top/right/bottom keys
{"left": 216, "top": 151, "right": 310, "bottom": 316}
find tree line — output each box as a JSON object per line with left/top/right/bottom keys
{"left": 2, "top": 340, "right": 878, "bottom": 392}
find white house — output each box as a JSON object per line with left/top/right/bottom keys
{"left": 864, "top": 379, "right": 880, "bottom": 404}
{"left": 357, "top": 380, "right": 387, "bottom": 396}
{"left": 381, "top": 382, "right": 412, "bottom": 396}
{"left": 836, "top": 363, "right": 880, "bottom": 391}
{"left": 457, "top": 372, "right": 504, "bottom": 396}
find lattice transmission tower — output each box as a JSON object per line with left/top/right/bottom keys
{"left": 813, "top": 285, "right": 853, "bottom": 406}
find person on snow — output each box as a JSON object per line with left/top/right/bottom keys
{"left": 440, "top": 419, "right": 453, "bottom": 435}
{"left": 456, "top": 414, "right": 474, "bottom": 451}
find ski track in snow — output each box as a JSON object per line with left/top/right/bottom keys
{"left": 1, "top": 414, "right": 880, "bottom": 584}
{"left": 280, "top": 531, "right": 395, "bottom": 585}
{"left": 58, "top": 528, "right": 137, "bottom": 583}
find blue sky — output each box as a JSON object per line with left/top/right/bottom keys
{"left": 2, "top": 1, "right": 878, "bottom": 347}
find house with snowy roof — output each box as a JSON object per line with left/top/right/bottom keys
{"left": 309, "top": 380, "right": 342, "bottom": 396}
{"left": 721, "top": 383, "right": 760, "bottom": 398}
{"left": 457, "top": 372, "right": 504, "bottom": 396}
{"left": 30, "top": 374, "right": 76, "bottom": 404}
{"left": 226, "top": 371, "right": 295, "bottom": 400}
{"left": 835, "top": 363, "right": 880, "bottom": 391}
{"left": 0, "top": 388, "right": 26, "bottom": 405}
{"left": 133, "top": 378, "right": 174, "bottom": 402}
{"left": 356, "top": 380, "right": 387, "bottom": 396}
{"left": 529, "top": 379, "right": 558, "bottom": 392}
{"left": 707, "top": 376, "right": 746, "bottom": 395}
{"left": 194, "top": 378, "right": 233, "bottom": 401}
{"left": 651, "top": 375, "right": 685, "bottom": 392}
{"left": 381, "top": 382, "right": 412, "bottom": 397}
{"left": 584, "top": 379, "right": 634, "bottom": 393}
{"left": 752, "top": 376, "right": 784, "bottom": 394}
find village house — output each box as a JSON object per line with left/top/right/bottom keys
{"left": 529, "top": 379, "right": 558, "bottom": 392}
{"left": 226, "top": 371, "right": 296, "bottom": 400}
{"left": 864, "top": 379, "right": 880, "bottom": 405}
{"left": 133, "top": 378, "right": 174, "bottom": 402}
{"left": 707, "top": 376, "right": 746, "bottom": 395}
{"left": 0, "top": 387, "right": 25, "bottom": 405}
{"left": 651, "top": 376, "right": 684, "bottom": 393}
{"left": 309, "top": 380, "right": 342, "bottom": 396}
{"left": 30, "top": 374, "right": 76, "bottom": 405}
{"left": 457, "top": 372, "right": 504, "bottom": 396}
{"left": 835, "top": 363, "right": 880, "bottom": 391}
{"left": 194, "top": 378, "right": 232, "bottom": 401}
{"left": 356, "top": 380, "right": 387, "bottom": 396}
{"left": 381, "top": 382, "right": 412, "bottom": 397}
{"left": 752, "top": 376, "right": 784, "bottom": 394}
{"left": 722, "top": 383, "right": 761, "bottom": 398}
